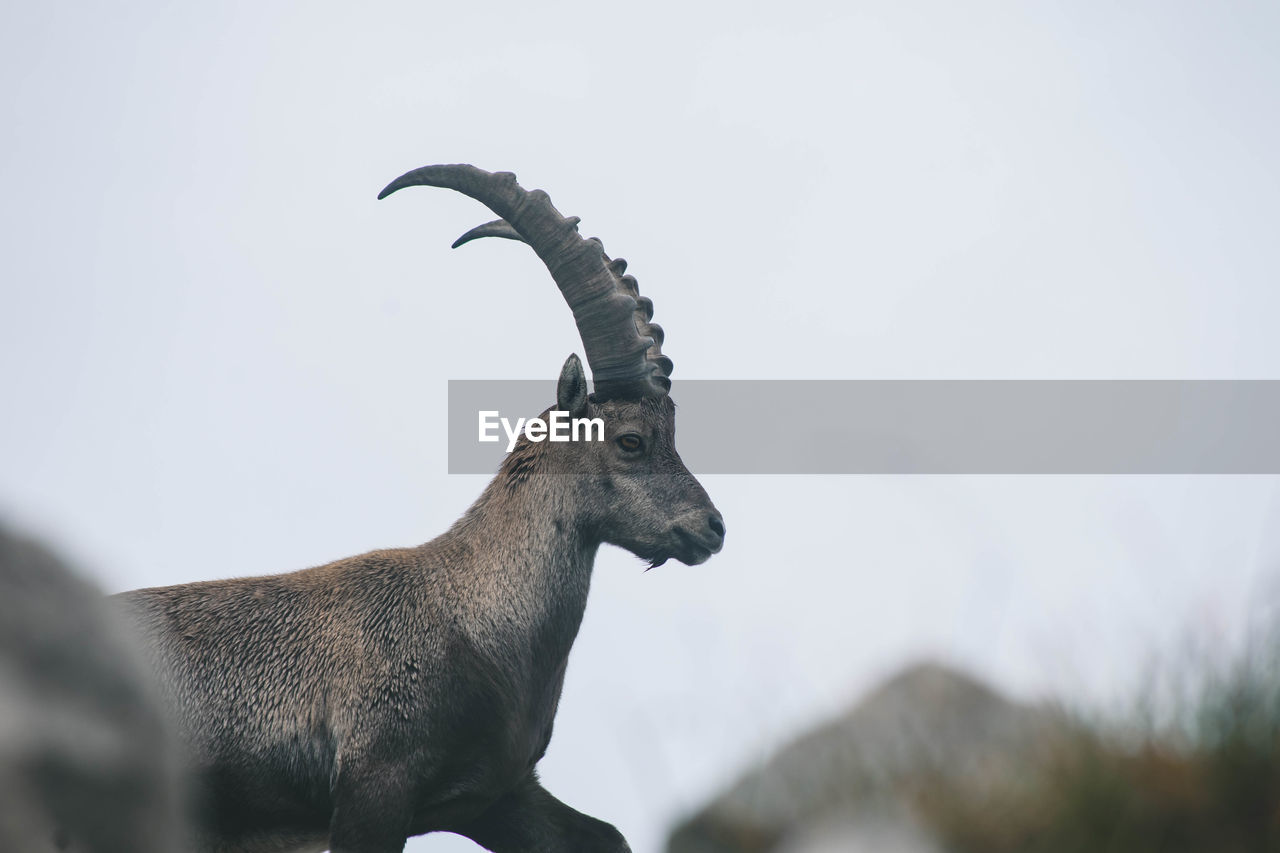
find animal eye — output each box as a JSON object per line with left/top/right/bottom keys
{"left": 616, "top": 434, "right": 644, "bottom": 452}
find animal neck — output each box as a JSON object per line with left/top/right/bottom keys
{"left": 440, "top": 461, "right": 601, "bottom": 668}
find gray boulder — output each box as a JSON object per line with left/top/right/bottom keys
{"left": 0, "top": 523, "right": 183, "bottom": 852}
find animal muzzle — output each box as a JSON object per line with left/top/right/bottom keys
{"left": 671, "top": 511, "right": 726, "bottom": 565}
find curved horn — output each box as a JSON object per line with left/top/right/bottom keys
{"left": 378, "top": 164, "right": 671, "bottom": 398}
{"left": 451, "top": 218, "right": 527, "bottom": 249}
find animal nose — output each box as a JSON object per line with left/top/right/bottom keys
{"left": 706, "top": 513, "right": 726, "bottom": 548}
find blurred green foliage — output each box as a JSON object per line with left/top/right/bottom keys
{"left": 920, "top": 637, "right": 1280, "bottom": 853}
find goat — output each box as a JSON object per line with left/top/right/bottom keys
{"left": 115, "top": 164, "right": 726, "bottom": 852}
{"left": 0, "top": 523, "right": 183, "bottom": 852}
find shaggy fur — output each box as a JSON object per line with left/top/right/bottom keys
{"left": 115, "top": 359, "right": 724, "bottom": 852}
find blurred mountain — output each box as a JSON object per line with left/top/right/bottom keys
{"left": 667, "top": 662, "right": 1064, "bottom": 853}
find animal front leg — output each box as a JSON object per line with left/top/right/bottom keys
{"left": 328, "top": 764, "right": 413, "bottom": 853}
{"left": 453, "top": 772, "right": 630, "bottom": 853}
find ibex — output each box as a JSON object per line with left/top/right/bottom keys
{"left": 116, "top": 164, "right": 725, "bottom": 852}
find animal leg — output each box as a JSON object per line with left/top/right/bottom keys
{"left": 328, "top": 765, "right": 411, "bottom": 853}
{"left": 453, "top": 772, "right": 630, "bottom": 853}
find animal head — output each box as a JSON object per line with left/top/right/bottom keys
{"left": 379, "top": 164, "right": 724, "bottom": 567}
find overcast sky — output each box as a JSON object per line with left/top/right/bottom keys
{"left": 3, "top": 2, "right": 1279, "bottom": 851}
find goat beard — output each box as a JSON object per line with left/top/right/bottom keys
{"left": 645, "top": 556, "right": 668, "bottom": 571}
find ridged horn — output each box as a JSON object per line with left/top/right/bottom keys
{"left": 378, "top": 164, "right": 670, "bottom": 399}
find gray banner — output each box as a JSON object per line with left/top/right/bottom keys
{"left": 447, "top": 380, "right": 1280, "bottom": 474}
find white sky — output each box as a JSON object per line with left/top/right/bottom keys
{"left": 2, "top": 2, "right": 1279, "bottom": 851}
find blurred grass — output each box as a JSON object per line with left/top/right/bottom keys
{"left": 917, "top": 636, "right": 1280, "bottom": 853}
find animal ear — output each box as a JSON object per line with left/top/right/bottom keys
{"left": 557, "top": 353, "right": 589, "bottom": 418}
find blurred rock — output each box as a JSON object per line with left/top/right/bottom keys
{"left": 667, "top": 662, "right": 1063, "bottom": 853}
{"left": 0, "top": 523, "right": 183, "bottom": 852}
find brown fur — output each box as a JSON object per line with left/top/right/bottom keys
{"left": 115, "top": 369, "right": 723, "bottom": 853}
